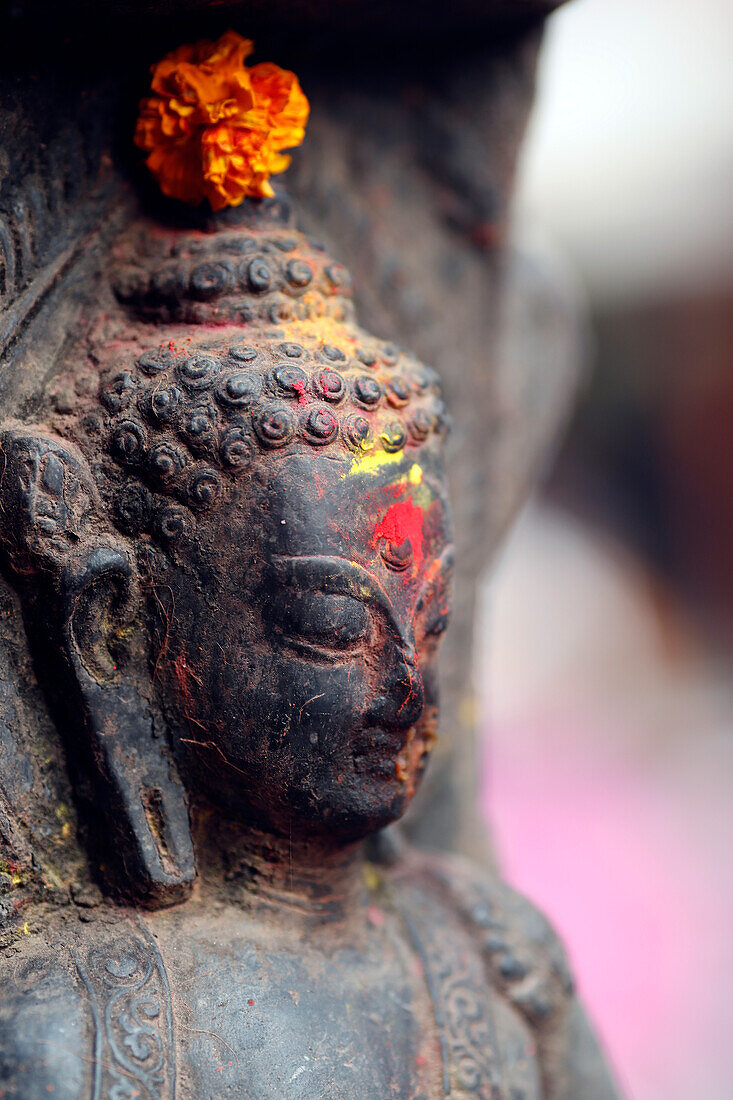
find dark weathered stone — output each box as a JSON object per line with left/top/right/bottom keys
{"left": 0, "top": 191, "right": 615, "bottom": 1096}
{"left": 0, "top": 9, "right": 617, "bottom": 1095}
{"left": 0, "top": 7, "right": 582, "bottom": 869}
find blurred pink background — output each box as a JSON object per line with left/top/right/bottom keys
{"left": 480, "top": 510, "right": 733, "bottom": 1098}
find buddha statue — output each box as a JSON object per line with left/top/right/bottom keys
{"left": 0, "top": 191, "right": 618, "bottom": 1099}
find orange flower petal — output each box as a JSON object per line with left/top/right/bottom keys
{"left": 135, "top": 31, "right": 308, "bottom": 209}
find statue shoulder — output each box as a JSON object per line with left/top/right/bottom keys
{"left": 0, "top": 913, "right": 178, "bottom": 1100}
{"left": 413, "top": 852, "right": 575, "bottom": 1026}
{"left": 0, "top": 931, "right": 94, "bottom": 1098}
{"left": 401, "top": 851, "right": 621, "bottom": 1099}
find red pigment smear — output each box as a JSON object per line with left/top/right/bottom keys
{"left": 173, "top": 653, "right": 206, "bottom": 734}
{"left": 312, "top": 470, "right": 327, "bottom": 500}
{"left": 372, "top": 499, "right": 424, "bottom": 572}
{"left": 292, "top": 380, "right": 309, "bottom": 406}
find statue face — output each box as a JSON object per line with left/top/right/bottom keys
{"left": 162, "top": 445, "right": 453, "bottom": 838}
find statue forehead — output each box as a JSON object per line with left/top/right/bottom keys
{"left": 247, "top": 447, "right": 449, "bottom": 560}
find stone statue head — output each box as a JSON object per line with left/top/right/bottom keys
{"left": 0, "top": 196, "right": 454, "bottom": 906}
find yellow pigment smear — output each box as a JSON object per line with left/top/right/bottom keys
{"left": 343, "top": 447, "right": 405, "bottom": 478}
{"left": 345, "top": 453, "right": 424, "bottom": 483}
{"left": 278, "top": 316, "right": 359, "bottom": 351}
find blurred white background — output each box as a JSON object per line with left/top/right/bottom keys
{"left": 516, "top": 0, "right": 733, "bottom": 301}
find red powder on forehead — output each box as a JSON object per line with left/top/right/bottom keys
{"left": 372, "top": 498, "right": 424, "bottom": 571}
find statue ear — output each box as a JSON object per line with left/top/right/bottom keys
{"left": 59, "top": 547, "right": 196, "bottom": 906}
{"left": 0, "top": 427, "right": 195, "bottom": 906}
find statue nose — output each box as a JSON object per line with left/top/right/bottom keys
{"left": 367, "top": 648, "right": 425, "bottom": 730}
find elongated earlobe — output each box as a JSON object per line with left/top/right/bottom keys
{"left": 60, "top": 546, "right": 195, "bottom": 905}
{"left": 0, "top": 428, "right": 195, "bottom": 906}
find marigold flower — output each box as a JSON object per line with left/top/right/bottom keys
{"left": 135, "top": 31, "right": 309, "bottom": 210}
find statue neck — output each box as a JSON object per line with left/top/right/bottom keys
{"left": 193, "top": 808, "right": 369, "bottom": 926}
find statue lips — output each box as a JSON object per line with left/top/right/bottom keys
{"left": 352, "top": 724, "right": 415, "bottom": 777}
{"left": 351, "top": 720, "right": 435, "bottom": 785}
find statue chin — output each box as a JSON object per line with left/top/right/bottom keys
{"left": 191, "top": 769, "right": 415, "bottom": 843}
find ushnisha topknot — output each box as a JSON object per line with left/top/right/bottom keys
{"left": 111, "top": 197, "right": 356, "bottom": 329}
{"left": 51, "top": 200, "right": 449, "bottom": 551}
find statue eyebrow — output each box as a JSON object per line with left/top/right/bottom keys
{"left": 270, "top": 554, "right": 409, "bottom": 646}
